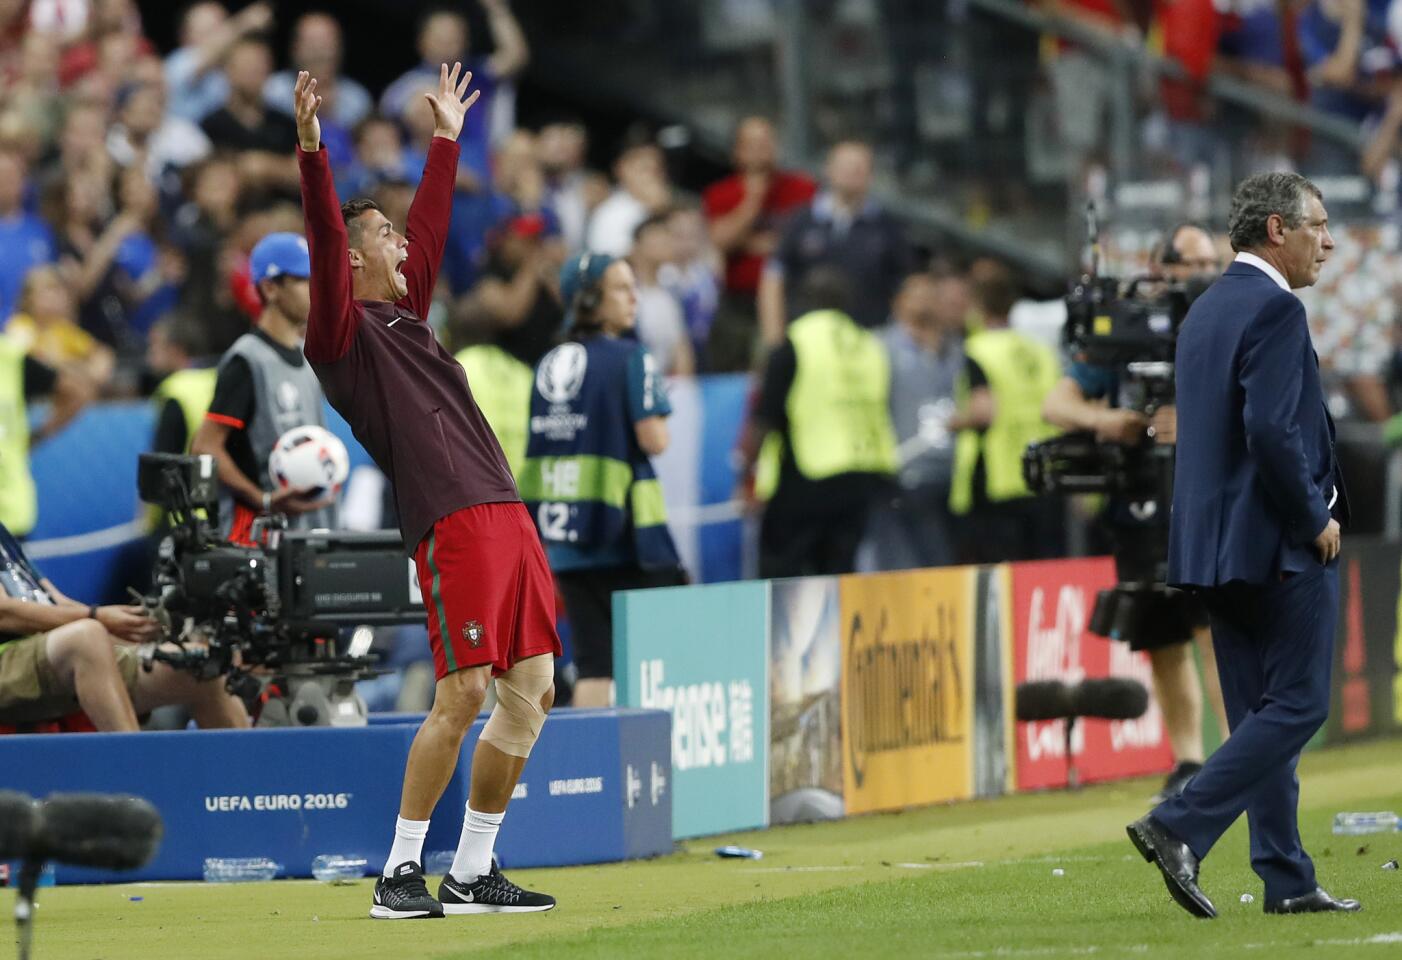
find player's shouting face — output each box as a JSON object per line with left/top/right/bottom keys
{"left": 344, "top": 202, "right": 410, "bottom": 302}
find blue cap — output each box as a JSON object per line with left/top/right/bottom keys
{"left": 249, "top": 232, "right": 311, "bottom": 285}
{"left": 559, "top": 252, "right": 614, "bottom": 322}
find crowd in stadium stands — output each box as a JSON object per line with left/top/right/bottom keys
{"left": 1048, "top": 0, "right": 1402, "bottom": 177}
{"left": 0, "top": 0, "right": 1128, "bottom": 582}
{"left": 4, "top": 0, "right": 1389, "bottom": 576}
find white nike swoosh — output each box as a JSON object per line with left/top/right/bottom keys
{"left": 387, "top": 316, "right": 401, "bottom": 328}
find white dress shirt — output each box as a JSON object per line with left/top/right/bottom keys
{"left": 1233, "top": 252, "right": 1291, "bottom": 291}
{"left": 1234, "top": 253, "right": 1336, "bottom": 508}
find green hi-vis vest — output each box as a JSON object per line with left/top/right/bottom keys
{"left": 152, "top": 367, "right": 218, "bottom": 453}
{"left": 456, "top": 345, "right": 533, "bottom": 478}
{"left": 755, "top": 309, "right": 898, "bottom": 501}
{"left": 949, "top": 328, "right": 1061, "bottom": 516}
{"left": 148, "top": 367, "right": 218, "bottom": 531}
{"left": 0, "top": 337, "right": 36, "bottom": 537}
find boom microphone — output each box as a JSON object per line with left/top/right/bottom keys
{"left": 31, "top": 794, "right": 163, "bottom": 871}
{"left": 1015, "top": 680, "right": 1075, "bottom": 722}
{"left": 1015, "top": 678, "right": 1149, "bottom": 723}
{"left": 1071, "top": 677, "right": 1149, "bottom": 721}
{"left": 1014, "top": 677, "right": 1151, "bottom": 790}
{"left": 0, "top": 791, "right": 37, "bottom": 859}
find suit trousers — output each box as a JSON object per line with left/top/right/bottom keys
{"left": 1151, "top": 562, "right": 1337, "bottom": 900}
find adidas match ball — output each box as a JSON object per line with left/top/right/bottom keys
{"left": 269, "top": 425, "right": 350, "bottom": 498}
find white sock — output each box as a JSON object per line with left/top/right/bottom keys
{"left": 383, "top": 816, "right": 430, "bottom": 878}
{"left": 449, "top": 805, "right": 504, "bottom": 882}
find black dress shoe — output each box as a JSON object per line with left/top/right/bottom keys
{"left": 1126, "top": 815, "right": 1218, "bottom": 919}
{"left": 1150, "top": 762, "right": 1203, "bottom": 805}
{"left": 1264, "top": 888, "right": 1362, "bottom": 914}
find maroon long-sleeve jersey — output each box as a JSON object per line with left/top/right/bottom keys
{"left": 298, "top": 137, "right": 518, "bottom": 554}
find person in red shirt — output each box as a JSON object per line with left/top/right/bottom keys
{"left": 294, "top": 65, "right": 559, "bottom": 920}
{"left": 701, "top": 116, "right": 815, "bottom": 370}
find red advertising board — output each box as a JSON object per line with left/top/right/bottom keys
{"left": 1010, "top": 557, "right": 1175, "bottom": 790}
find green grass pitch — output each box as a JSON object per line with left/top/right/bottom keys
{"left": 16, "top": 738, "right": 1402, "bottom": 959}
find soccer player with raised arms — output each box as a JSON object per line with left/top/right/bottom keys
{"left": 294, "top": 65, "right": 560, "bottom": 920}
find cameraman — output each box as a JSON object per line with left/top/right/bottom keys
{"left": 192, "top": 233, "right": 335, "bottom": 545}
{"left": 1042, "top": 223, "right": 1228, "bottom": 802}
{"left": 0, "top": 523, "right": 249, "bottom": 731}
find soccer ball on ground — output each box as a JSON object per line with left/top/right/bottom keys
{"left": 269, "top": 425, "right": 350, "bottom": 499}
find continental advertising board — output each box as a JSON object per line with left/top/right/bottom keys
{"left": 1009, "top": 558, "right": 1174, "bottom": 790}
{"left": 838, "top": 567, "right": 980, "bottom": 815}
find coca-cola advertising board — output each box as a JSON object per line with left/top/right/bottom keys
{"left": 1010, "top": 557, "right": 1174, "bottom": 790}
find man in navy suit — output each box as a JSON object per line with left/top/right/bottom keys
{"left": 1126, "top": 172, "right": 1359, "bottom": 919}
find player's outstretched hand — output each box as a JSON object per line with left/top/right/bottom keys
{"left": 426, "top": 61, "right": 481, "bottom": 142}
{"left": 294, "top": 70, "right": 323, "bottom": 152}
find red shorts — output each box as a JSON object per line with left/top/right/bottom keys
{"left": 413, "top": 502, "right": 562, "bottom": 680}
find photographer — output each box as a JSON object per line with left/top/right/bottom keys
{"left": 1041, "top": 223, "right": 1229, "bottom": 802}
{"left": 0, "top": 522, "right": 248, "bottom": 732}
{"left": 191, "top": 233, "right": 335, "bottom": 546}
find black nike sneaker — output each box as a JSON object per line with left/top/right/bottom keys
{"left": 370, "top": 861, "right": 444, "bottom": 920}
{"left": 438, "top": 857, "right": 556, "bottom": 915}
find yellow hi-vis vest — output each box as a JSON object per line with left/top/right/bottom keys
{"left": 755, "top": 309, "right": 897, "bottom": 501}
{"left": 456, "top": 344, "right": 533, "bottom": 478}
{"left": 0, "top": 336, "right": 37, "bottom": 536}
{"left": 151, "top": 367, "right": 217, "bottom": 453}
{"left": 949, "top": 327, "right": 1061, "bottom": 515}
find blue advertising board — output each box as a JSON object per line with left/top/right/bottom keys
{"left": 0, "top": 708, "right": 671, "bottom": 883}
{"left": 614, "top": 580, "right": 770, "bottom": 839}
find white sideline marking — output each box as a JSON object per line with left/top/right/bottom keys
{"left": 743, "top": 866, "right": 861, "bottom": 874}
{"left": 24, "top": 519, "right": 146, "bottom": 559}
{"left": 667, "top": 500, "right": 743, "bottom": 526}
{"left": 1245, "top": 933, "right": 1402, "bottom": 949}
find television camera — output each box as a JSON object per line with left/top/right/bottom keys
{"left": 1022, "top": 206, "right": 1205, "bottom": 504}
{"left": 1022, "top": 208, "right": 1216, "bottom": 641}
{"left": 136, "top": 453, "right": 424, "bottom": 724}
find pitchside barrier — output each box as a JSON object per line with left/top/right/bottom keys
{"left": 615, "top": 546, "right": 1402, "bottom": 839}
{"left": 0, "top": 708, "right": 672, "bottom": 883}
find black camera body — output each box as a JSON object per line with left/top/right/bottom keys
{"left": 1023, "top": 272, "right": 1198, "bottom": 503}
{"left": 137, "top": 454, "right": 423, "bottom": 695}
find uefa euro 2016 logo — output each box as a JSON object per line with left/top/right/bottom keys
{"left": 536, "top": 343, "right": 588, "bottom": 405}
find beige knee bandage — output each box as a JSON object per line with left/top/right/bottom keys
{"left": 480, "top": 655, "right": 554, "bottom": 758}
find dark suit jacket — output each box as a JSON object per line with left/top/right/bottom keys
{"left": 1168, "top": 260, "right": 1346, "bottom": 588}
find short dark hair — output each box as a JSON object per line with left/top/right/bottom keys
{"left": 341, "top": 198, "right": 381, "bottom": 248}
{"left": 1227, "top": 173, "right": 1322, "bottom": 252}
{"left": 791, "top": 266, "right": 853, "bottom": 319}
{"left": 153, "top": 314, "right": 209, "bottom": 359}
{"left": 632, "top": 212, "right": 670, "bottom": 243}
{"left": 973, "top": 262, "right": 1020, "bottom": 319}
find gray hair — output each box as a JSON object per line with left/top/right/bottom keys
{"left": 1227, "top": 173, "right": 1322, "bottom": 252}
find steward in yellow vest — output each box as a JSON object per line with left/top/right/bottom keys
{"left": 0, "top": 336, "right": 37, "bottom": 537}
{"left": 151, "top": 367, "right": 217, "bottom": 454}
{"left": 455, "top": 344, "right": 533, "bottom": 478}
{"left": 948, "top": 328, "right": 1061, "bottom": 514}
{"left": 948, "top": 271, "right": 1063, "bottom": 562}
{"left": 749, "top": 304, "right": 897, "bottom": 578}
{"left": 0, "top": 339, "right": 88, "bottom": 538}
